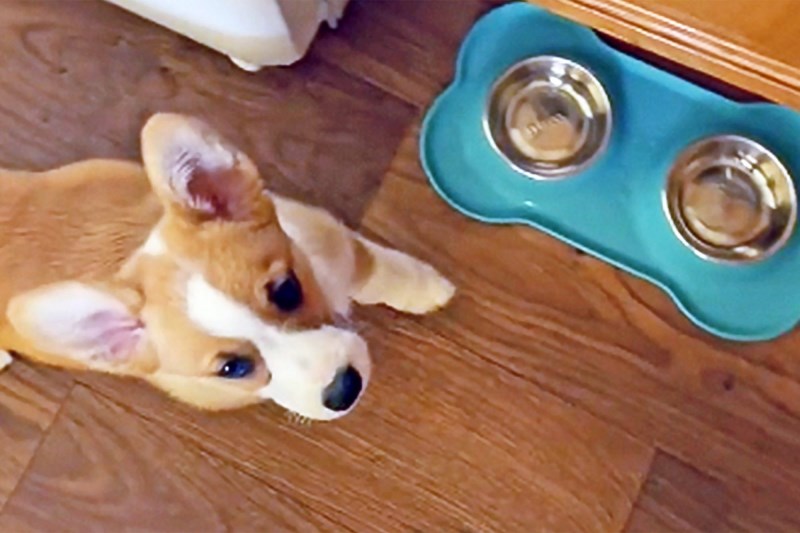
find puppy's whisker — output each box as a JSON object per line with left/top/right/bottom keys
{"left": 285, "top": 411, "right": 313, "bottom": 426}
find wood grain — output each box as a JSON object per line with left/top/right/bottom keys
{"left": 76, "top": 305, "right": 652, "bottom": 532}
{"left": 0, "top": 361, "right": 71, "bottom": 508}
{"left": 625, "top": 449, "right": 800, "bottom": 532}
{"left": 529, "top": 0, "right": 800, "bottom": 110}
{"left": 0, "top": 385, "right": 340, "bottom": 532}
{"left": 360, "top": 125, "right": 800, "bottom": 529}
{"left": 625, "top": 451, "right": 732, "bottom": 532}
{"left": 311, "top": 0, "right": 497, "bottom": 109}
{"left": 0, "top": 0, "right": 415, "bottom": 225}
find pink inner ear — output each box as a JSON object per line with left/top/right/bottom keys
{"left": 181, "top": 159, "right": 253, "bottom": 222}
{"left": 78, "top": 311, "right": 144, "bottom": 363}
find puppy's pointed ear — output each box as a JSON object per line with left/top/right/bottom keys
{"left": 141, "top": 113, "right": 276, "bottom": 224}
{"left": 7, "top": 282, "right": 146, "bottom": 369}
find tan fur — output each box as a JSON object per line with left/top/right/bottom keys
{"left": 0, "top": 113, "right": 454, "bottom": 417}
{"left": 0, "top": 160, "right": 159, "bottom": 302}
{"left": 0, "top": 160, "right": 157, "bottom": 369}
{"left": 141, "top": 114, "right": 334, "bottom": 328}
{"left": 0, "top": 160, "right": 272, "bottom": 407}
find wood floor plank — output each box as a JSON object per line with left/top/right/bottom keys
{"left": 625, "top": 451, "right": 732, "bottom": 533}
{"left": 311, "top": 0, "right": 498, "bottom": 109}
{"left": 0, "top": 361, "right": 71, "bottom": 508}
{"left": 77, "top": 300, "right": 652, "bottom": 531}
{"left": 0, "top": 0, "right": 415, "bottom": 225}
{"left": 359, "top": 125, "right": 800, "bottom": 529}
{"left": 626, "top": 449, "right": 800, "bottom": 532}
{"left": 0, "top": 385, "right": 341, "bottom": 532}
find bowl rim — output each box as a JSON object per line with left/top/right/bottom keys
{"left": 483, "top": 54, "right": 613, "bottom": 181}
{"left": 662, "top": 133, "right": 798, "bottom": 265}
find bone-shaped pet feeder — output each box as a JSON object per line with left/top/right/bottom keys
{"left": 421, "top": 3, "right": 800, "bottom": 342}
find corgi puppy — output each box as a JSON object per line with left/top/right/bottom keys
{"left": 0, "top": 113, "right": 454, "bottom": 420}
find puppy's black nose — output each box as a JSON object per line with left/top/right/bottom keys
{"left": 322, "top": 365, "right": 362, "bottom": 412}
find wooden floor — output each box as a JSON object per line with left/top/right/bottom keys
{"left": 0, "top": 0, "right": 799, "bottom": 531}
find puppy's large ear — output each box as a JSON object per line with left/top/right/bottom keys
{"left": 141, "top": 113, "right": 275, "bottom": 224}
{"left": 7, "top": 282, "right": 146, "bottom": 370}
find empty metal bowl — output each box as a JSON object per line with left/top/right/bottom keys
{"left": 664, "top": 135, "right": 797, "bottom": 264}
{"left": 484, "top": 56, "right": 612, "bottom": 179}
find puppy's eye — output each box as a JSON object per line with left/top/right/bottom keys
{"left": 267, "top": 270, "right": 303, "bottom": 312}
{"left": 217, "top": 354, "right": 255, "bottom": 379}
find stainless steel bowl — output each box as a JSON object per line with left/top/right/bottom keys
{"left": 484, "top": 56, "right": 612, "bottom": 180}
{"left": 664, "top": 135, "right": 797, "bottom": 264}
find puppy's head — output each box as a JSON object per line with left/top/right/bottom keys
{"left": 136, "top": 113, "right": 370, "bottom": 420}
{"left": 5, "top": 114, "right": 369, "bottom": 421}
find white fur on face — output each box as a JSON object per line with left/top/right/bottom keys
{"left": 141, "top": 225, "right": 166, "bottom": 256}
{"left": 185, "top": 274, "right": 370, "bottom": 420}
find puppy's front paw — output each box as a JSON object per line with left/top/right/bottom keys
{"left": 0, "top": 350, "right": 13, "bottom": 371}
{"left": 354, "top": 239, "right": 456, "bottom": 314}
{"left": 380, "top": 261, "right": 455, "bottom": 315}
{"left": 403, "top": 265, "right": 455, "bottom": 315}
